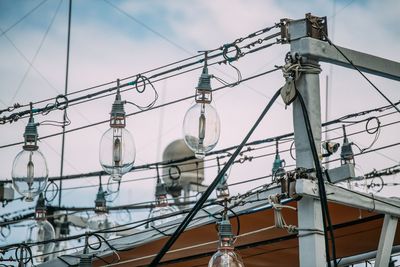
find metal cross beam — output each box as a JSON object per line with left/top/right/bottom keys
{"left": 293, "top": 37, "right": 400, "bottom": 81}
{"left": 295, "top": 179, "right": 400, "bottom": 217}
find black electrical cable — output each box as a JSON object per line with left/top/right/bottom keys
{"left": 1, "top": 106, "right": 398, "bottom": 189}
{"left": 0, "top": 66, "right": 281, "bottom": 148}
{"left": 296, "top": 89, "right": 337, "bottom": 267}
{"left": 321, "top": 32, "right": 400, "bottom": 115}
{"left": 149, "top": 88, "right": 281, "bottom": 266}
{"left": 0, "top": 23, "right": 281, "bottom": 116}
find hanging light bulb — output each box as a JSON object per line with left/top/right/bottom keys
{"left": 12, "top": 104, "right": 48, "bottom": 202}
{"left": 183, "top": 52, "right": 221, "bottom": 159}
{"left": 271, "top": 140, "right": 285, "bottom": 182}
{"left": 87, "top": 185, "right": 117, "bottom": 239}
{"left": 56, "top": 215, "right": 75, "bottom": 257}
{"left": 149, "top": 174, "right": 179, "bottom": 227}
{"left": 216, "top": 157, "right": 230, "bottom": 200}
{"left": 209, "top": 217, "right": 245, "bottom": 267}
{"left": 26, "top": 193, "right": 55, "bottom": 265}
{"left": 99, "top": 79, "right": 135, "bottom": 181}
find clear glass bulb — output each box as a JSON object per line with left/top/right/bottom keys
{"left": 183, "top": 102, "right": 220, "bottom": 159}
{"left": 87, "top": 212, "right": 117, "bottom": 239}
{"left": 208, "top": 240, "right": 245, "bottom": 267}
{"left": 99, "top": 127, "right": 135, "bottom": 181}
{"left": 56, "top": 238, "right": 72, "bottom": 257}
{"left": 26, "top": 219, "right": 55, "bottom": 265}
{"left": 12, "top": 149, "right": 48, "bottom": 201}
{"left": 149, "top": 197, "right": 179, "bottom": 227}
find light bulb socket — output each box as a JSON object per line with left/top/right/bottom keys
{"left": 23, "top": 117, "right": 39, "bottom": 151}
{"left": 94, "top": 186, "right": 107, "bottom": 213}
{"left": 272, "top": 154, "right": 285, "bottom": 177}
{"left": 216, "top": 181, "right": 230, "bottom": 199}
{"left": 195, "top": 66, "right": 212, "bottom": 104}
{"left": 218, "top": 219, "right": 234, "bottom": 239}
{"left": 340, "top": 125, "right": 354, "bottom": 163}
{"left": 79, "top": 253, "right": 93, "bottom": 267}
{"left": 60, "top": 217, "right": 70, "bottom": 235}
{"left": 110, "top": 91, "right": 126, "bottom": 128}
{"left": 155, "top": 182, "right": 168, "bottom": 197}
{"left": 35, "top": 193, "right": 46, "bottom": 216}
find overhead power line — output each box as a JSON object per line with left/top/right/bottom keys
{"left": 0, "top": 0, "right": 48, "bottom": 37}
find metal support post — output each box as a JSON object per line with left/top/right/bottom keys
{"left": 375, "top": 214, "right": 398, "bottom": 267}
{"left": 290, "top": 17, "right": 325, "bottom": 266}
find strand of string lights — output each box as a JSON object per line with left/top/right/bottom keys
{"left": 1, "top": 99, "right": 397, "bottom": 185}
{"left": 0, "top": 184, "right": 273, "bottom": 256}
{"left": 5, "top": 168, "right": 400, "bottom": 266}
{"left": 0, "top": 66, "right": 282, "bottom": 150}
{"left": 1, "top": 112, "right": 398, "bottom": 217}
{"left": 0, "top": 22, "right": 282, "bottom": 119}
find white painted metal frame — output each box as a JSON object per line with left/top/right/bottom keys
{"left": 288, "top": 15, "right": 400, "bottom": 267}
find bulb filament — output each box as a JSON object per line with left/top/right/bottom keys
{"left": 198, "top": 104, "right": 206, "bottom": 145}
{"left": 113, "top": 137, "right": 122, "bottom": 167}
{"left": 27, "top": 152, "right": 34, "bottom": 188}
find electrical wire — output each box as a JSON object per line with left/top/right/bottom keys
{"left": 1, "top": 104, "right": 398, "bottom": 189}
{"left": 149, "top": 88, "right": 281, "bottom": 266}
{"left": 0, "top": 22, "right": 281, "bottom": 118}
{"left": 315, "top": 28, "right": 400, "bottom": 115}
{"left": 0, "top": 66, "right": 282, "bottom": 149}
{"left": 0, "top": 0, "right": 48, "bottom": 37}
{"left": 9, "top": 0, "right": 63, "bottom": 105}
{"left": 296, "top": 88, "right": 337, "bottom": 266}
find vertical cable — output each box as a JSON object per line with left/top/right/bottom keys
{"left": 59, "top": 0, "right": 72, "bottom": 207}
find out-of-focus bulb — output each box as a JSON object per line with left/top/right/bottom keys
{"left": 99, "top": 80, "right": 135, "bottom": 181}
{"left": 208, "top": 219, "right": 244, "bottom": 267}
{"left": 149, "top": 182, "right": 179, "bottom": 227}
{"left": 55, "top": 216, "right": 77, "bottom": 257}
{"left": 183, "top": 54, "right": 220, "bottom": 159}
{"left": 87, "top": 213, "right": 117, "bottom": 239}
{"left": 27, "top": 193, "right": 55, "bottom": 264}
{"left": 87, "top": 186, "right": 117, "bottom": 239}
{"left": 12, "top": 112, "right": 48, "bottom": 202}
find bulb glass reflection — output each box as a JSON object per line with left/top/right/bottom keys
{"left": 183, "top": 102, "right": 220, "bottom": 159}
{"left": 149, "top": 196, "right": 179, "bottom": 227}
{"left": 26, "top": 219, "right": 55, "bottom": 264}
{"left": 99, "top": 127, "right": 135, "bottom": 181}
{"left": 208, "top": 246, "right": 245, "bottom": 267}
{"left": 12, "top": 149, "right": 48, "bottom": 201}
{"left": 87, "top": 212, "right": 117, "bottom": 239}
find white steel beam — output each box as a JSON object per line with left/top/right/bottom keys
{"left": 291, "top": 38, "right": 326, "bottom": 266}
{"left": 293, "top": 37, "right": 400, "bottom": 81}
{"left": 375, "top": 214, "right": 398, "bottom": 267}
{"left": 295, "top": 179, "right": 400, "bottom": 217}
{"left": 330, "top": 245, "right": 400, "bottom": 266}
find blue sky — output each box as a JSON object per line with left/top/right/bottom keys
{"left": 0, "top": 0, "right": 399, "bottom": 257}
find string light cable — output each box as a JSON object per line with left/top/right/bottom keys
{"left": 0, "top": 185, "right": 276, "bottom": 263}
{"left": 0, "top": 100, "right": 398, "bottom": 192}
{"left": 0, "top": 22, "right": 282, "bottom": 122}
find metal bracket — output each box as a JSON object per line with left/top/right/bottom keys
{"left": 280, "top": 13, "right": 327, "bottom": 43}
{"left": 295, "top": 179, "right": 400, "bottom": 217}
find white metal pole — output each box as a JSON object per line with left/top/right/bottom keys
{"left": 290, "top": 41, "right": 325, "bottom": 266}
